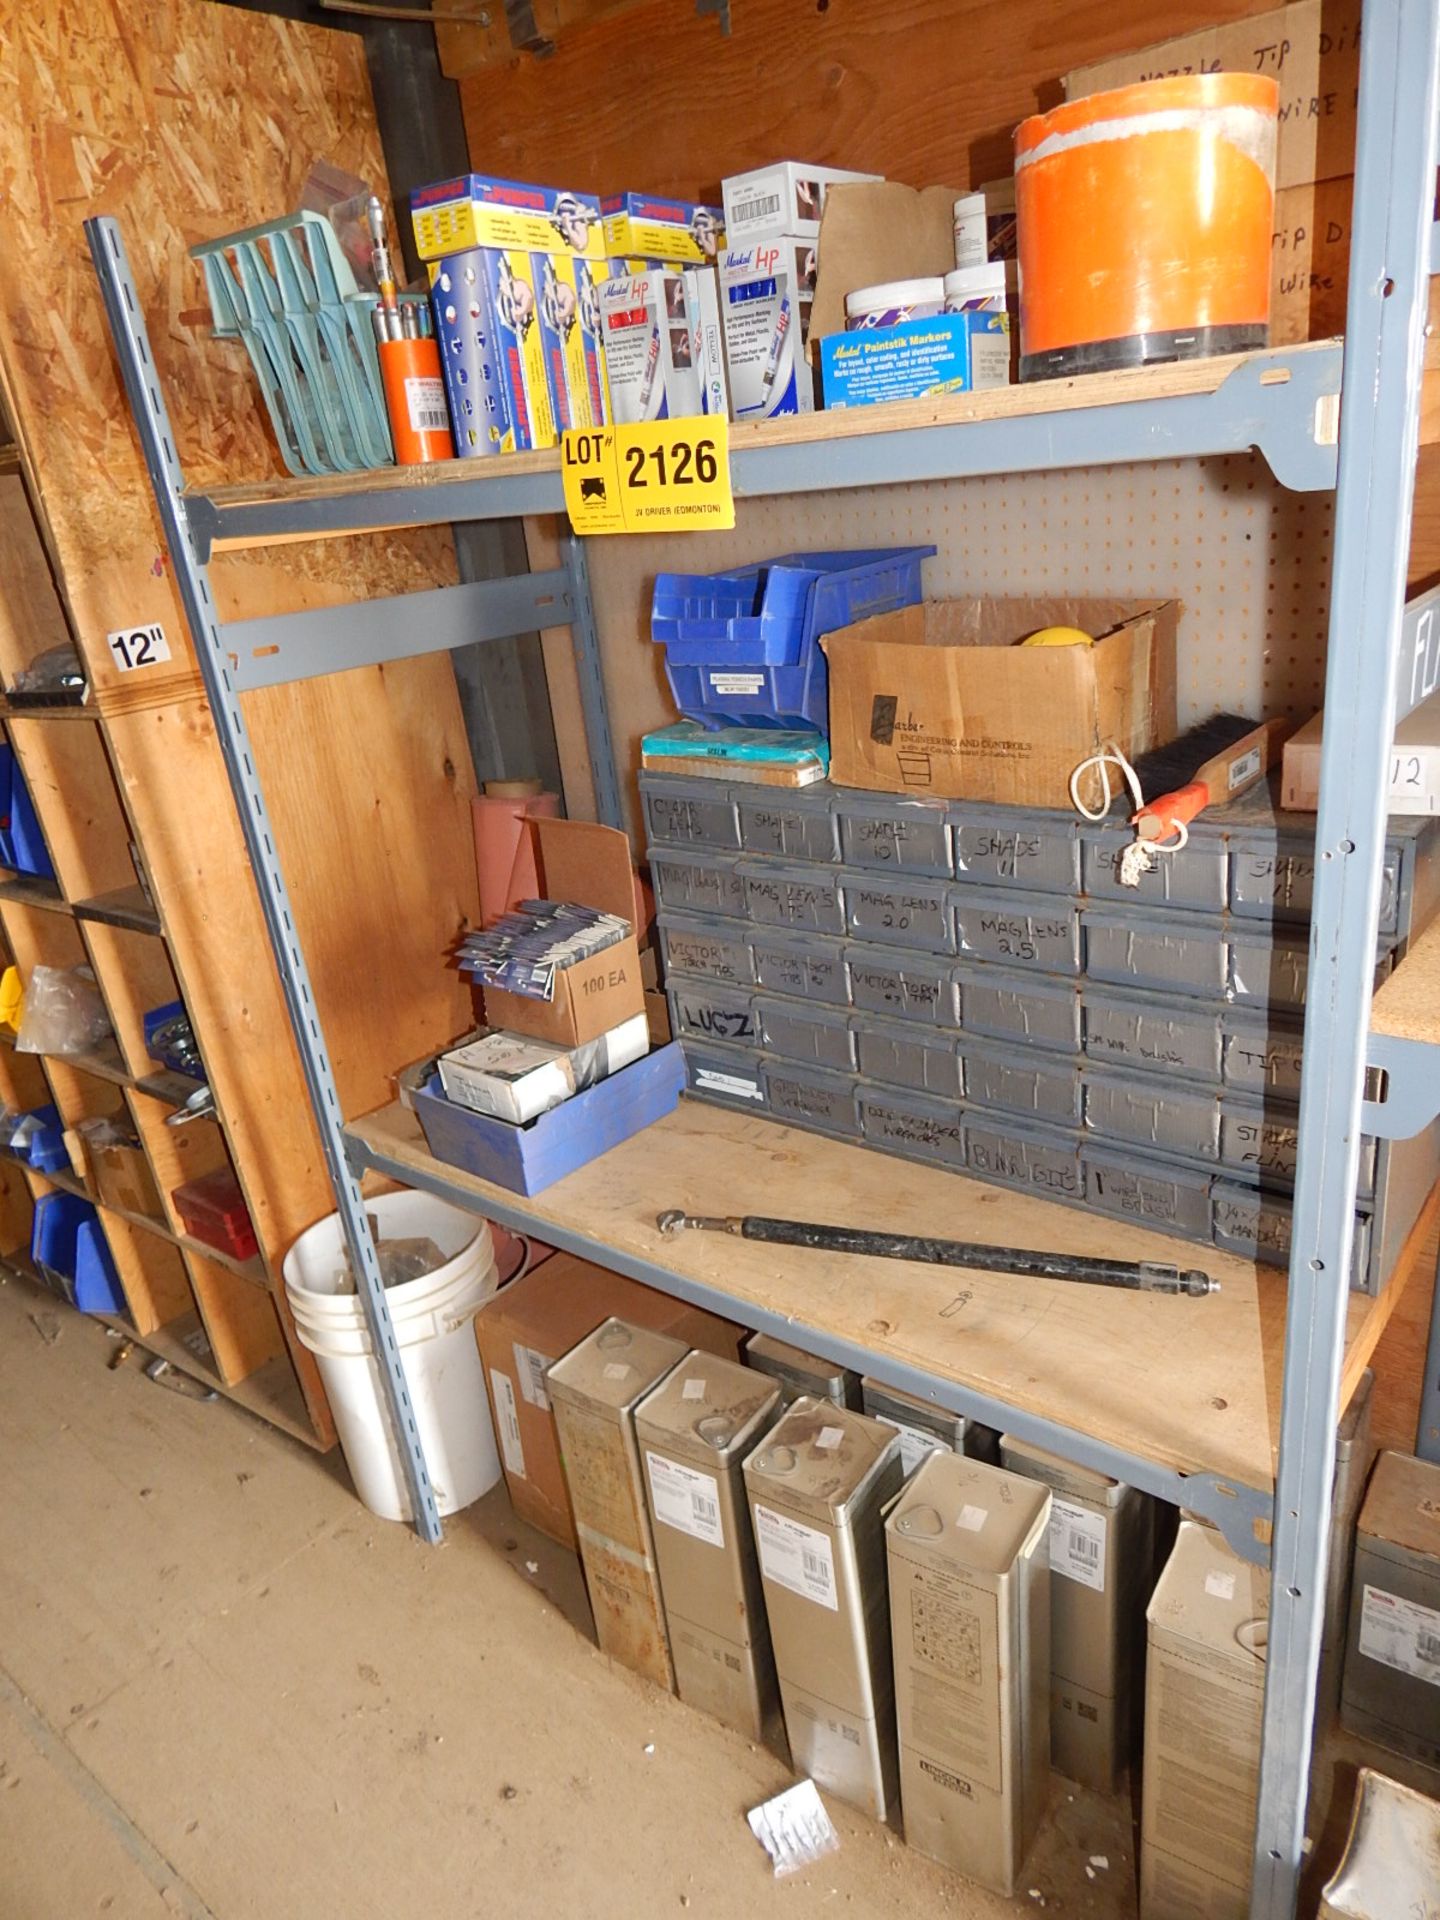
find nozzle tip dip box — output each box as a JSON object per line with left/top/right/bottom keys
{"left": 412, "top": 173, "right": 606, "bottom": 263}
{"left": 602, "top": 192, "right": 726, "bottom": 264}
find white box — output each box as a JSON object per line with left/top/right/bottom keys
{"left": 684, "top": 266, "right": 729, "bottom": 418}
{"left": 599, "top": 268, "right": 702, "bottom": 423}
{"left": 719, "top": 241, "right": 816, "bottom": 421}
{"left": 437, "top": 1013, "right": 648, "bottom": 1122}
{"left": 1283, "top": 694, "right": 1440, "bottom": 813}
{"left": 723, "top": 162, "right": 883, "bottom": 243}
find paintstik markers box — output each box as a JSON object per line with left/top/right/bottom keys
{"left": 744, "top": 1396, "right": 903, "bottom": 1820}
{"left": 602, "top": 192, "right": 726, "bottom": 264}
{"left": 1000, "top": 1434, "right": 1155, "bottom": 1793}
{"left": 412, "top": 173, "right": 606, "bottom": 263}
{"left": 719, "top": 241, "right": 817, "bottom": 420}
{"left": 635, "top": 1351, "right": 784, "bottom": 1743}
{"left": 886, "top": 1451, "right": 1051, "bottom": 1897}
{"left": 599, "top": 269, "right": 701, "bottom": 423}
{"left": 1140, "top": 1521, "right": 1270, "bottom": 1920}
{"left": 547, "top": 1317, "right": 687, "bottom": 1691}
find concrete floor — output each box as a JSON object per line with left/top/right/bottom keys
{"left": 0, "top": 1270, "right": 1151, "bottom": 1920}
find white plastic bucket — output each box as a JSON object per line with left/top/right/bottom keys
{"left": 284, "top": 1191, "right": 501, "bottom": 1522}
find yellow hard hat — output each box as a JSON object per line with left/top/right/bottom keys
{"left": 1020, "top": 625, "right": 1095, "bottom": 648}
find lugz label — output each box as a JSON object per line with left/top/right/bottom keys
{"left": 490, "top": 1368, "right": 525, "bottom": 1477}
{"left": 646, "top": 1451, "right": 724, "bottom": 1549}
{"left": 1049, "top": 1497, "right": 1106, "bottom": 1592}
{"left": 1358, "top": 1584, "right": 1440, "bottom": 1685}
{"left": 754, "top": 1502, "right": 838, "bottom": 1610}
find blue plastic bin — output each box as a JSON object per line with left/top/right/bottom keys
{"left": 651, "top": 546, "right": 934, "bottom": 732}
{"left": 74, "top": 1217, "right": 126, "bottom": 1315}
{"left": 12, "top": 1104, "right": 69, "bottom": 1173}
{"left": 3, "top": 758, "right": 55, "bottom": 879}
{"left": 31, "top": 1192, "right": 94, "bottom": 1305}
{"left": 0, "top": 744, "right": 14, "bottom": 868}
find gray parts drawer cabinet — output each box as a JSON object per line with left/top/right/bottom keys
{"left": 843, "top": 873, "right": 955, "bottom": 952}
{"left": 741, "top": 859, "right": 846, "bottom": 934}
{"left": 846, "top": 946, "right": 959, "bottom": 1026}
{"left": 642, "top": 776, "right": 742, "bottom": 850}
{"left": 837, "top": 795, "right": 952, "bottom": 876}
{"left": 752, "top": 929, "right": 850, "bottom": 1005}
{"left": 951, "top": 803, "right": 1081, "bottom": 894}
{"left": 953, "top": 889, "right": 1082, "bottom": 973}
{"left": 738, "top": 789, "right": 839, "bottom": 863}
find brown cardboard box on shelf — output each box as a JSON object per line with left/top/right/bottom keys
{"left": 546, "top": 1317, "right": 687, "bottom": 1691}
{"left": 1340, "top": 1449, "right": 1440, "bottom": 1767}
{"left": 823, "top": 597, "right": 1178, "bottom": 810}
{"left": 1140, "top": 1521, "right": 1270, "bottom": 1920}
{"left": 475, "top": 1251, "right": 744, "bottom": 1551}
{"left": 808, "top": 182, "right": 964, "bottom": 358}
{"left": 886, "top": 1451, "right": 1051, "bottom": 1897}
{"left": 1062, "top": 0, "right": 1361, "bottom": 194}
{"left": 480, "top": 818, "right": 645, "bottom": 1047}
{"left": 81, "top": 1135, "right": 162, "bottom": 1218}
{"left": 1284, "top": 696, "right": 1440, "bottom": 813}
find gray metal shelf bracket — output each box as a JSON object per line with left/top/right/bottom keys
{"left": 85, "top": 216, "right": 444, "bottom": 1545}
{"left": 1252, "top": 3, "right": 1440, "bottom": 1915}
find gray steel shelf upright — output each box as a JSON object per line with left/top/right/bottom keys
{"left": 84, "top": 0, "right": 1440, "bottom": 1907}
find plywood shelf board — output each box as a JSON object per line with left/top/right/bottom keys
{"left": 72, "top": 885, "right": 160, "bottom": 935}
{"left": 0, "top": 875, "right": 70, "bottom": 914}
{"left": 347, "top": 1098, "right": 1411, "bottom": 1496}
{"left": 1370, "top": 914, "right": 1440, "bottom": 1043}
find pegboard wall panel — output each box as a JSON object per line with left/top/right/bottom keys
{"left": 541, "top": 452, "right": 1335, "bottom": 834}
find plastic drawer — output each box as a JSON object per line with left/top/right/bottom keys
{"left": 751, "top": 930, "right": 849, "bottom": 1006}
{"left": 1221, "top": 1015, "right": 1306, "bottom": 1098}
{"left": 955, "top": 967, "right": 1081, "bottom": 1052}
{"left": 964, "top": 1113, "right": 1082, "bottom": 1203}
{"left": 737, "top": 790, "right": 839, "bottom": 863}
{"left": 651, "top": 847, "right": 747, "bottom": 920}
{"left": 762, "top": 1059, "right": 861, "bottom": 1138}
{"left": 640, "top": 776, "right": 741, "bottom": 851}
{"left": 680, "top": 1039, "right": 766, "bottom": 1109}
{"left": 1081, "top": 986, "right": 1224, "bottom": 1082}
{"left": 960, "top": 1040, "right": 1083, "bottom": 1126}
{"left": 836, "top": 795, "right": 952, "bottom": 876}
{"left": 952, "top": 806, "right": 1080, "bottom": 895}
{"left": 756, "top": 994, "right": 857, "bottom": 1071}
{"left": 1082, "top": 909, "right": 1228, "bottom": 998}
{"left": 843, "top": 873, "right": 954, "bottom": 953}
{"left": 855, "top": 1018, "right": 962, "bottom": 1098}
{"left": 953, "top": 889, "right": 1081, "bottom": 975}
{"left": 667, "top": 978, "right": 761, "bottom": 1048}
{"left": 1081, "top": 1146, "right": 1214, "bottom": 1241}
{"left": 741, "top": 859, "right": 845, "bottom": 934}
{"left": 659, "top": 915, "right": 755, "bottom": 986}
{"left": 1082, "top": 1065, "right": 1221, "bottom": 1161}
{"left": 1081, "top": 827, "right": 1227, "bottom": 912}
{"left": 847, "top": 946, "right": 959, "bottom": 1026}
{"left": 858, "top": 1086, "right": 966, "bottom": 1171}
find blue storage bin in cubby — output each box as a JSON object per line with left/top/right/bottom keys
{"left": 7, "top": 763, "right": 56, "bottom": 879}
{"left": 0, "top": 743, "right": 14, "bottom": 867}
{"left": 11, "top": 1103, "right": 69, "bottom": 1172}
{"left": 74, "top": 1217, "right": 126, "bottom": 1315}
{"left": 651, "top": 547, "right": 934, "bottom": 733}
{"left": 31, "top": 1192, "right": 93, "bottom": 1306}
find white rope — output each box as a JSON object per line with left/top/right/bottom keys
{"left": 1068, "top": 744, "right": 1189, "bottom": 888}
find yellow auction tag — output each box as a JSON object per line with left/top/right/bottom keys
{"left": 561, "top": 418, "right": 734, "bottom": 535}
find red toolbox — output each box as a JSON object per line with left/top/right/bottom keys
{"left": 172, "top": 1167, "right": 258, "bottom": 1261}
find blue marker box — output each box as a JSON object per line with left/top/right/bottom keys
{"left": 820, "top": 312, "right": 1010, "bottom": 410}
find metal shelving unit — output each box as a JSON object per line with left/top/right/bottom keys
{"left": 84, "top": 1, "right": 1440, "bottom": 1909}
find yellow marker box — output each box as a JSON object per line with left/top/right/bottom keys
{"left": 411, "top": 173, "right": 606, "bottom": 264}
{"left": 600, "top": 193, "right": 725, "bottom": 266}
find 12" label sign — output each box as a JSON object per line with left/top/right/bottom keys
{"left": 561, "top": 419, "right": 734, "bottom": 535}
{"left": 106, "top": 623, "right": 171, "bottom": 673}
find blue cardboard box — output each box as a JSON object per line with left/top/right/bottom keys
{"left": 412, "top": 1044, "right": 685, "bottom": 1196}
{"left": 820, "top": 312, "right": 1010, "bottom": 410}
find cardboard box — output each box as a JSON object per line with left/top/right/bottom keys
{"left": 482, "top": 818, "right": 645, "bottom": 1046}
{"left": 820, "top": 312, "right": 1009, "bottom": 409}
{"left": 744, "top": 1332, "right": 860, "bottom": 1410}
{"left": 429, "top": 249, "right": 512, "bottom": 456}
{"left": 1140, "top": 1521, "right": 1270, "bottom": 1920}
{"left": 722, "top": 161, "right": 883, "bottom": 244}
{"left": 1340, "top": 1449, "right": 1440, "bottom": 1766}
{"left": 1320, "top": 1767, "right": 1440, "bottom": 1920}
{"left": 80, "top": 1134, "right": 161, "bottom": 1218}
{"left": 474, "top": 248, "right": 556, "bottom": 450}
{"left": 412, "top": 173, "right": 606, "bottom": 262}
{"left": 546, "top": 1317, "right": 686, "bottom": 1689}
{"left": 810, "top": 181, "right": 967, "bottom": 352}
{"left": 1284, "top": 694, "right": 1440, "bottom": 813}
{"left": 685, "top": 266, "right": 729, "bottom": 418}
{"left": 1062, "top": 1, "right": 1361, "bottom": 195}
{"left": 476, "top": 1253, "right": 744, "bottom": 1550}
{"left": 599, "top": 267, "right": 702, "bottom": 423}
{"left": 635, "top": 1352, "right": 784, "bottom": 1741}
{"left": 1000, "top": 1435, "right": 1155, "bottom": 1793}
{"left": 823, "top": 596, "right": 1178, "bottom": 810}
{"left": 437, "top": 1014, "right": 649, "bottom": 1123}
{"left": 744, "top": 1397, "right": 904, "bottom": 1819}
{"left": 719, "top": 241, "right": 817, "bottom": 420}
{"left": 601, "top": 192, "right": 725, "bottom": 264}
{"left": 887, "top": 1452, "right": 1051, "bottom": 1896}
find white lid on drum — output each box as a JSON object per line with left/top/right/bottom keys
{"left": 844, "top": 276, "right": 945, "bottom": 316}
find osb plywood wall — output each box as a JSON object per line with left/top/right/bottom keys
{"left": 0, "top": 1, "right": 479, "bottom": 1253}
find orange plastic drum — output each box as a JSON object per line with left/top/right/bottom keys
{"left": 1014, "top": 74, "right": 1279, "bottom": 382}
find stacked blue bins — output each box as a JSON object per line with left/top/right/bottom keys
{"left": 0, "top": 744, "right": 57, "bottom": 879}
{"left": 9, "top": 1104, "right": 69, "bottom": 1172}
{"left": 652, "top": 547, "right": 935, "bottom": 732}
{"left": 32, "top": 1193, "right": 93, "bottom": 1307}
{"left": 74, "top": 1217, "right": 126, "bottom": 1314}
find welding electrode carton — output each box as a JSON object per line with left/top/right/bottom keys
{"left": 886, "top": 1451, "right": 1051, "bottom": 1897}
{"left": 546, "top": 1317, "right": 686, "bottom": 1691}
{"left": 1140, "top": 1521, "right": 1270, "bottom": 1920}
{"left": 1000, "top": 1434, "right": 1155, "bottom": 1793}
{"left": 744, "top": 1331, "right": 860, "bottom": 1411}
{"left": 744, "top": 1397, "right": 904, "bottom": 1819}
{"left": 863, "top": 1377, "right": 994, "bottom": 1473}
{"left": 479, "top": 817, "right": 645, "bottom": 1048}
{"left": 599, "top": 267, "right": 702, "bottom": 423}
{"left": 635, "top": 1351, "right": 784, "bottom": 1743}
{"left": 476, "top": 1253, "right": 743, "bottom": 1551}
{"left": 1340, "top": 1449, "right": 1440, "bottom": 1766}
